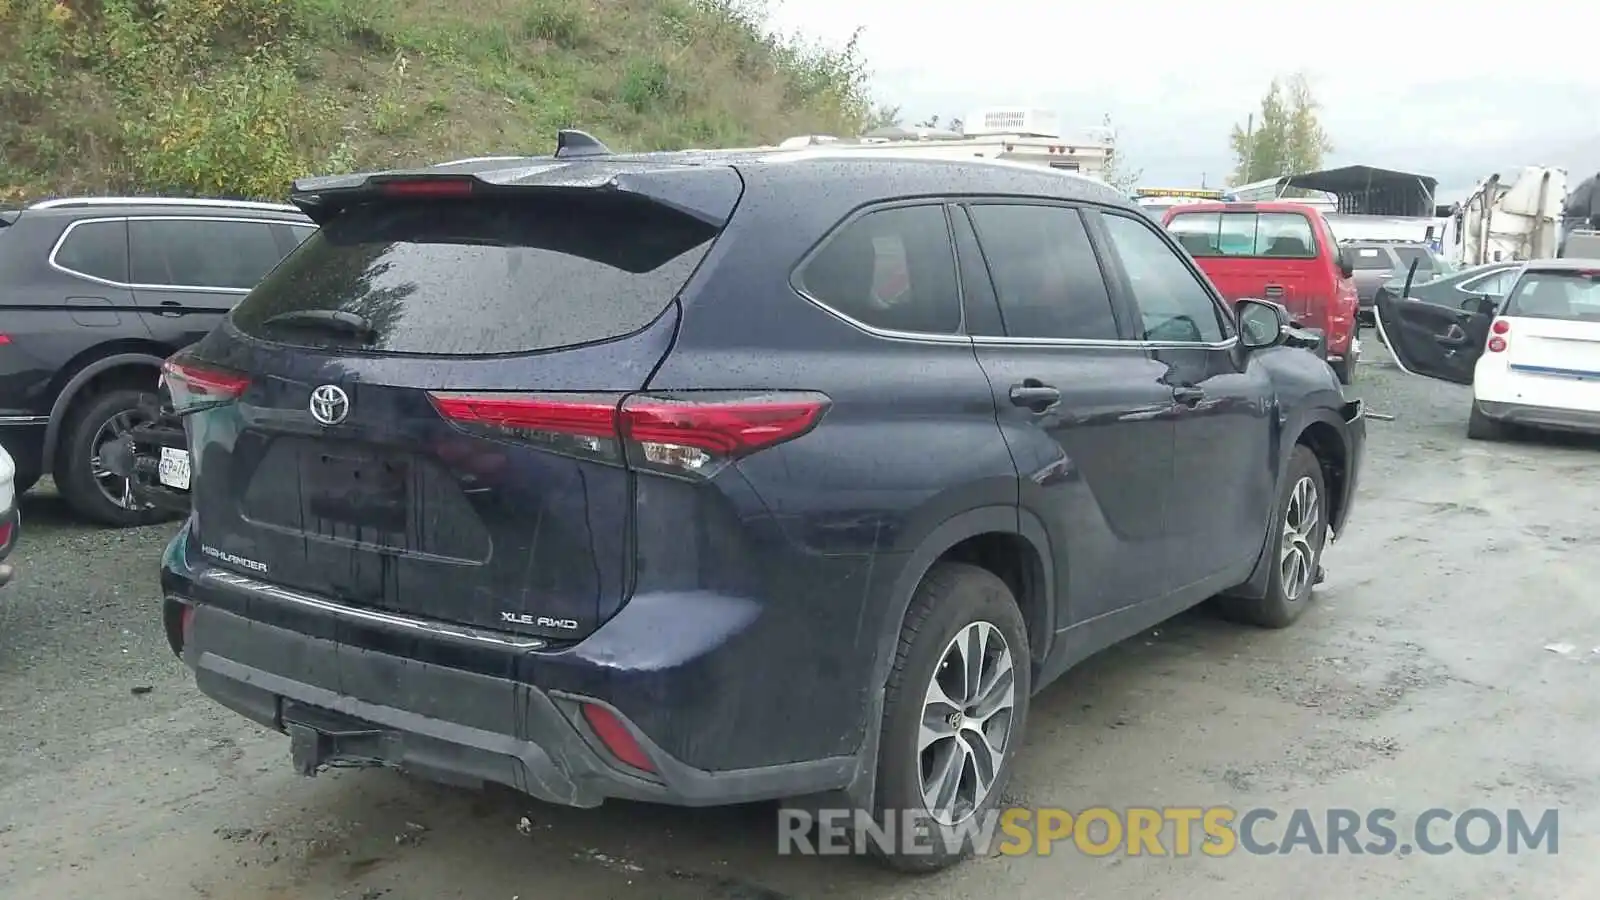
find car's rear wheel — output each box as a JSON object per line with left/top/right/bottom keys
{"left": 1219, "top": 445, "right": 1328, "bottom": 629}
{"left": 1466, "top": 401, "right": 1510, "bottom": 441}
{"left": 870, "top": 562, "right": 1030, "bottom": 873}
{"left": 55, "top": 388, "right": 175, "bottom": 527}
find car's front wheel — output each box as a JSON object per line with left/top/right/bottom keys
{"left": 55, "top": 388, "right": 176, "bottom": 527}
{"left": 870, "top": 562, "right": 1030, "bottom": 872}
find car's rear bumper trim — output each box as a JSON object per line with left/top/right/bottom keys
{"left": 201, "top": 569, "right": 549, "bottom": 651}
{"left": 1477, "top": 400, "right": 1600, "bottom": 433}
{"left": 181, "top": 603, "right": 856, "bottom": 808}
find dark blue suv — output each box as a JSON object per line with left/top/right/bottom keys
{"left": 159, "top": 132, "right": 1365, "bottom": 871}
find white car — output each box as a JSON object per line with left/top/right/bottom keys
{"left": 1376, "top": 259, "right": 1600, "bottom": 439}
{"left": 0, "top": 443, "right": 17, "bottom": 588}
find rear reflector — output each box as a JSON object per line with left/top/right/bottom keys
{"left": 581, "top": 703, "right": 656, "bottom": 773}
{"left": 427, "top": 390, "right": 830, "bottom": 477}
{"left": 0, "top": 334, "right": 10, "bottom": 345}
{"left": 0, "top": 520, "right": 11, "bottom": 548}
{"left": 377, "top": 178, "right": 474, "bottom": 198}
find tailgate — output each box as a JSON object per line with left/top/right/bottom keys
{"left": 175, "top": 172, "right": 737, "bottom": 642}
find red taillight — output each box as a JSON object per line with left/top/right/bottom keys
{"left": 162, "top": 358, "right": 250, "bottom": 401}
{"left": 0, "top": 520, "right": 12, "bottom": 548}
{"left": 180, "top": 603, "right": 196, "bottom": 644}
{"left": 0, "top": 333, "right": 10, "bottom": 345}
{"left": 581, "top": 703, "right": 655, "bottom": 773}
{"left": 1488, "top": 336, "right": 1507, "bottom": 353}
{"left": 1491, "top": 319, "right": 1510, "bottom": 335}
{"left": 377, "top": 178, "right": 474, "bottom": 198}
{"left": 426, "top": 390, "right": 830, "bottom": 477}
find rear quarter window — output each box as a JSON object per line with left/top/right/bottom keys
{"left": 1350, "top": 247, "right": 1392, "bottom": 270}
{"left": 1166, "top": 211, "right": 1317, "bottom": 258}
{"left": 1505, "top": 270, "right": 1600, "bottom": 320}
{"left": 229, "top": 197, "right": 718, "bottom": 355}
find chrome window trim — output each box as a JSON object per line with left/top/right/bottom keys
{"left": 0, "top": 415, "right": 50, "bottom": 425}
{"left": 30, "top": 196, "right": 300, "bottom": 213}
{"left": 200, "top": 570, "right": 549, "bottom": 650}
{"left": 49, "top": 215, "right": 303, "bottom": 293}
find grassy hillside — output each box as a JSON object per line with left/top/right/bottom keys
{"left": 0, "top": 0, "right": 879, "bottom": 201}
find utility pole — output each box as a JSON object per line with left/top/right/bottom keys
{"left": 1243, "top": 113, "right": 1254, "bottom": 182}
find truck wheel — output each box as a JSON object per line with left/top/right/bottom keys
{"left": 869, "top": 562, "right": 1031, "bottom": 872}
{"left": 54, "top": 389, "right": 176, "bottom": 528}
{"left": 1219, "top": 445, "right": 1328, "bottom": 629}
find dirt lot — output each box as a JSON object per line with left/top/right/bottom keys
{"left": 3, "top": 344, "right": 1598, "bottom": 900}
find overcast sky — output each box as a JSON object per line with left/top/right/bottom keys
{"left": 768, "top": 0, "right": 1600, "bottom": 198}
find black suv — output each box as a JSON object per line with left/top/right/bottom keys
{"left": 159, "top": 134, "right": 1365, "bottom": 871}
{"left": 0, "top": 197, "right": 314, "bottom": 525}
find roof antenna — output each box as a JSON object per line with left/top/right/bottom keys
{"left": 555, "top": 130, "right": 612, "bottom": 159}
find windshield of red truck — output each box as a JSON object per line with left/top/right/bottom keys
{"left": 1166, "top": 211, "right": 1318, "bottom": 260}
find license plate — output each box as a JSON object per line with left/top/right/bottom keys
{"left": 158, "top": 447, "right": 191, "bottom": 490}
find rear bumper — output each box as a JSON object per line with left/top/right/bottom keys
{"left": 160, "top": 526, "right": 870, "bottom": 808}
{"left": 1476, "top": 399, "right": 1600, "bottom": 434}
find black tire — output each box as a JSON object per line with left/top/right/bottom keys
{"left": 54, "top": 388, "right": 174, "bottom": 527}
{"left": 1466, "top": 402, "right": 1509, "bottom": 441}
{"left": 1219, "top": 445, "right": 1328, "bottom": 629}
{"left": 869, "top": 562, "right": 1031, "bottom": 873}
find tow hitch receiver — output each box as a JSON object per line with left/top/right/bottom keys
{"left": 283, "top": 701, "right": 393, "bottom": 776}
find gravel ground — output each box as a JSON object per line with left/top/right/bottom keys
{"left": 3, "top": 344, "right": 1599, "bottom": 899}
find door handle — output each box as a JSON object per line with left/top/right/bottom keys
{"left": 157, "top": 301, "right": 184, "bottom": 317}
{"left": 1173, "top": 386, "right": 1205, "bottom": 406}
{"left": 1009, "top": 381, "right": 1061, "bottom": 412}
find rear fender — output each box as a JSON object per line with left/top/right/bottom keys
{"left": 42, "top": 352, "right": 166, "bottom": 469}
{"left": 825, "top": 506, "right": 1052, "bottom": 809}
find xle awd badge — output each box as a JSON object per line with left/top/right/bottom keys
{"left": 309, "top": 384, "right": 350, "bottom": 426}
{"left": 502, "top": 611, "right": 580, "bottom": 630}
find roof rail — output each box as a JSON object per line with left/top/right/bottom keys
{"left": 554, "top": 130, "right": 612, "bottom": 159}
{"left": 27, "top": 196, "right": 301, "bottom": 213}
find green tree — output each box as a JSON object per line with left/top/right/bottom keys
{"left": 1228, "top": 72, "right": 1332, "bottom": 186}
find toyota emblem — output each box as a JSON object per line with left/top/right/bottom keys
{"left": 309, "top": 384, "right": 350, "bottom": 426}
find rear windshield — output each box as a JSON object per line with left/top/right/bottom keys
{"left": 1166, "top": 211, "right": 1317, "bottom": 259}
{"left": 229, "top": 196, "right": 718, "bottom": 355}
{"left": 1503, "top": 270, "right": 1600, "bottom": 321}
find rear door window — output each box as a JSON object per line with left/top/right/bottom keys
{"left": 1165, "top": 211, "right": 1317, "bottom": 258}
{"left": 53, "top": 220, "right": 129, "bottom": 283}
{"left": 130, "top": 219, "right": 286, "bottom": 290}
{"left": 796, "top": 204, "right": 961, "bottom": 334}
{"left": 965, "top": 203, "right": 1120, "bottom": 341}
{"left": 230, "top": 197, "right": 719, "bottom": 355}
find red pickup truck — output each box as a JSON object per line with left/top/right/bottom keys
{"left": 1162, "top": 202, "right": 1361, "bottom": 384}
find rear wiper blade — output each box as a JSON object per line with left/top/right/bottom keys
{"left": 262, "top": 309, "right": 375, "bottom": 342}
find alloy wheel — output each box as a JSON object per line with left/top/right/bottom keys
{"left": 918, "top": 620, "right": 1017, "bottom": 826}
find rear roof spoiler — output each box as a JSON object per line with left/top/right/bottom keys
{"left": 290, "top": 156, "right": 740, "bottom": 228}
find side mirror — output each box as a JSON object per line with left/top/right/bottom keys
{"left": 1337, "top": 249, "right": 1354, "bottom": 279}
{"left": 1237, "top": 298, "right": 1291, "bottom": 349}
{"left": 1468, "top": 294, "right": 1497, "bottom": 316}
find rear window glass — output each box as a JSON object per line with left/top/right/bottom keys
{"left": 1166, "top": 212, "right": 1316, "bottom": 259}
{"left": 1504, "top": 270, "right": 1600, "bottom": 321}
{"left": 229, "top": 198, "right": 717, "bottom": 355}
